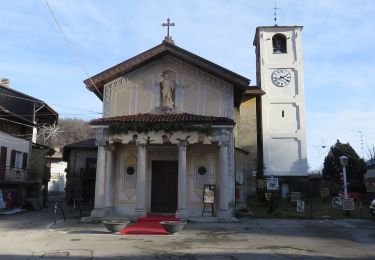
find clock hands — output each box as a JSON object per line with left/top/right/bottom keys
{"left": 272, "top": 75, "right": 290, "bottom": 85}
{"left": 278, "top": 75, "right": 290, "bottom": 82}
{"left": 271, "top": 69, "right": 291, "bottom": 87}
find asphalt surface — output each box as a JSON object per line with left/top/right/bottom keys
{"left": 0, "top": 206, "right": 375, "bottom": 259}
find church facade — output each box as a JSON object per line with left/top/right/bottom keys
{"left": 84, "top": 24, "right": 307, "bottom": 220}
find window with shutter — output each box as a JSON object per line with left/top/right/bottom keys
{"left": 10, "top": 150, "right": 23, "bottom": 169}
{"left": 22, "top": 153, "right": 28, "bottom": 170}
{"left": 0, "top": 146, "right": 7, "bottom": 166}
{"left": 0, "top": 146, "right": 6, "bottom": 175}
{"left": 10, "top": 150, "right": 16, "bottom": 168}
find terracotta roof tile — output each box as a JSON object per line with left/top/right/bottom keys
{"left": 90, "top": 113, "right": 233, "bottom": 125}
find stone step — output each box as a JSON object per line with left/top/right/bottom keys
{"left": 188, "top": 216, "right": 219, "bottom": 223}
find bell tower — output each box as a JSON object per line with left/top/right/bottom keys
{"left": 254, "top": 25, "right": 308, "bottom": 181}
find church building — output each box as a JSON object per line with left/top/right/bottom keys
{"left": 84, "top": 21, "right": 308, "bottom": 221}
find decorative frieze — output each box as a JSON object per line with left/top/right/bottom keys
{"left": 110, "top": 131, "right": 212, "bottom": 145}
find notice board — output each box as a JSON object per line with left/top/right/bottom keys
{"left": 203, "top": 185, "right": 216, "bottom": 204}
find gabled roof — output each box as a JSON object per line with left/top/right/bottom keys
{"left": 0, "top": 84, "right": 58, "bottom": 125}
{"left": 84, "top": 40, "right": 251, "bottom": 105}
{"left": 64, "top": 138, "right": 97, "bottom": 149}
{"left": 63, "top": 138, "right": 97, "bottom": 161}
{"left": 90, "top": 113, "right": 234, "bottom": 126}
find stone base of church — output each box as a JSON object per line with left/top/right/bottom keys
{"left": 217, "top": 209, "right": 234, "bottom": 221}
{"left": 81, "top": 216, "right": 103, "bottom": 224}
{"left": 134, "top": 208, "right": 147, "bottom": 218}
{"left": 175, "top": 208, "right": 188, "bottom": 219}
{"left": 104, "top": 207, "right": 115, "bottom": 217}
{"left": 90, "top": 208, "right": 104, "bottom": 218}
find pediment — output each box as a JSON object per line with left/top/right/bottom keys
{"left": 84, "top": 40, "right": 251, "bottom": 105}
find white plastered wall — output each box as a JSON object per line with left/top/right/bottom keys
{"left": 257, "top": 27, "right": 308, "bottom": 176}
{"left": 102, "top": 55, "right": 233, "bottom": 119}
{"left": 0, "top": 131, "right": 30, "bottom": 168}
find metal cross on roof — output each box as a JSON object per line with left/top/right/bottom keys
{"left": 273, "top": 3, "right": 280, "bottom": 26}
{"left": 162, "top": 18, "right": 175, "bottom": 38}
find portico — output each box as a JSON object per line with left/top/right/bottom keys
{"left": 90, "top": 118, "right": 234, "bottom": 221}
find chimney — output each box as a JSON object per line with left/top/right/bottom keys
{"left": 0, "top": 78, "right": 9, "bottom": 88}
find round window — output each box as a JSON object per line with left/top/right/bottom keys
{"left": 126, "top": 166, "right": 135, "bottom": 175}
{"left": 198, "top": 166, "right": 207, "bottom": 175}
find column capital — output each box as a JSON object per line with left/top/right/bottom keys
{"left": 136, "top": 142, "right": 147, "bottom": 148}
{"left": 178, "top": 140, "right": 188, "bottom": 147}
{"left": 96, "top": 139, "right": 107, "bottom": 147}
{"left": 176, "top": 135, "right": 190, "bottom": 147}
{"left": 218, "top": 140, "right": 229, "bottom": 148}
{"left": 94, "top": 127, "right": 109, "bottom": 146}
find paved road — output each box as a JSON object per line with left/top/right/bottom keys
{"left": 0, "top": 208, "right": 375, "bottom": 259}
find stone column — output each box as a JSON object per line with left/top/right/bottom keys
{"left": 176, "top": 140, "right": 188, "bottom": 219}
{"left": 104, "top": 145, "right": 115, "bottom": 217}
{"left": 91, "top": 143, "right": 106, "bottom": 218}
{"left": 218, "top": 141, "right": 230, "bottom": 219}
{"left": 135, "top": 143, "right": 147, "bottom": 218}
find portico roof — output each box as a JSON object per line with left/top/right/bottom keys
{"left": 90, "top": 112, "right": 234, "bottom": 126}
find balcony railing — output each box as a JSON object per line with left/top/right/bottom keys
{"left": 27, "top": 169, "right": 39, "bottom": 183}
{"left": 0, "top": 165, "right": 39, "bottom": 183}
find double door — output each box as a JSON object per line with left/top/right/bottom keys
{"left": 151, "top": 161, "right": 178, "bottom": 213}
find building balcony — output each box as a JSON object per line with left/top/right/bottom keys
{"left": 0, "top": 166, "right": 40, "bottom": 184}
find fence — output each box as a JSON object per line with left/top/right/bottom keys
{"left": 247, "top": 192, "right": 374, "bottom": 219}
{"left": 0, "top": 165, "right": 39, "bottom": 183}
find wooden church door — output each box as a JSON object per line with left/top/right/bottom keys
{"left": 151, "top": 161, "right": 178, "bottom": 213}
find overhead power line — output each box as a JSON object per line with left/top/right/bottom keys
{"left": 50, "top": 103, "right": 101, "bottom": 114}
{"left": 0, "top": 113, "right": 100, "bottom": 117}
{"left": 0, "top": 93, "right": 101, "bottom": 114}
{"left": 43, "top": 0, "right": 103, "bottom": 98}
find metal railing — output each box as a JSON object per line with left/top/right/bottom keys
{"left": 0, "top": 165, "right": 39, "bottom": 183}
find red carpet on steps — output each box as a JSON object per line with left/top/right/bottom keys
{"left": 119, "top": 215, "right": 180, "bottom": 235}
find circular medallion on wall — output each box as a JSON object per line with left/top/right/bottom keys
{"left": 198, "top": 166, "right": 207, "bottom": 175}
{"left": 126, "top": 166, "right": 135, "bottom": 175}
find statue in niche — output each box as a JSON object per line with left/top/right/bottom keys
{"left": 160, "top": 70, "right": 176, "bottom": 108}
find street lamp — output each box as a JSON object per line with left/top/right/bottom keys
{"left": 339, "top": 155, "right": 348, "bottom": 199}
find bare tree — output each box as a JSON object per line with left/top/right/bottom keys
{"left": 48, "top": 118, "right": 95, "bottom": 147}
{"left": 368, "top": 146, "right": 375, "bottom": 165}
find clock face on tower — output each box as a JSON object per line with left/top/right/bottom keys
{"left": 271, "top": 69, "right": 291, "bottom": 87}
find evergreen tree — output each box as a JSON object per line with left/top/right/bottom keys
{"left": 322, "top": 140, "right": 367, "bottom": 193}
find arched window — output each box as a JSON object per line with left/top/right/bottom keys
{"left": 272, "top": 33, "right": 287, "bottom": 53}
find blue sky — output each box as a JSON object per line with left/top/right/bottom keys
{"left": 1, "top": 0, "right": 374, "bottom": 170}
